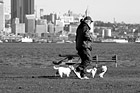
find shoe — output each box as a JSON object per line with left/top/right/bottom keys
{"left": 81, "top": 76, "right": 89, "bottom": 80}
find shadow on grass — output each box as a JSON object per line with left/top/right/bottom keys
{"left": 36, "top": 76, "right": 78, "bottom": 79}
{"left": 0, "top": 75, "right": 78, "bottom": 79}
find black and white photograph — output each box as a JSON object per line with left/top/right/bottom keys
{"left": 0, "top": 0, "right": 140, "bottom": 92}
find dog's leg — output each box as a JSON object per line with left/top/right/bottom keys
{"left": 91, "top": 68, "right": 97, "bottom": 78}
{"left": 99, "top": 66, "right": 107, "bottom": 78}
{"left": 66, "top": 69, "right": 71, "bottom": 77}
{"left": 59, "top": 71, "right": 63, "bottom": 78}
{"left": 66, "top": 73, "right": 70, "bottom": 77}
{"left": 99, "top": 72, "right": 104, "bottom": 78}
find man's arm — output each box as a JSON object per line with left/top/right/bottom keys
{"left": 83, "top": 26, "right": 93, "bottom": 42}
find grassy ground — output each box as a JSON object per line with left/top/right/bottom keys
{"left": 0, "top": 43, "right": 140, "bottom": 93}
{"left": 0, "top": 64, "right": 140, "bottom": 93}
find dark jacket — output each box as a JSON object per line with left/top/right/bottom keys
{"left": 76, "top": 21, "right": 93, "bottom": 50}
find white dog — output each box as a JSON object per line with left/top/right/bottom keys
{"left": 86, "top": 65, "right": 107, "bottom": 78}
{"left": 53, "top": 65, "right": 72, "bottom": 78}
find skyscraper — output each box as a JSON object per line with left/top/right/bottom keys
{"left": 24, "top": 0, "right": 34, "bottom": 15}
{"left": 0, "top": 0, "right": 4, "bottom": 32}
{"left": 25, "top": 14, "right": 35, "bottom": 33}
{"left": 11, "top": 0, "right": 34, "bottom": 23}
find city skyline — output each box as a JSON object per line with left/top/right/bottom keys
{"left": 4, "top": 0, "right": 140, "bottom": 24}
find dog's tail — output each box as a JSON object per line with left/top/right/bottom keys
{"left": 53, "top": 66, "right": 59, "bottom": 70}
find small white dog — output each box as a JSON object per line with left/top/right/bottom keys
{"left": 53, "top": 65, "right": 73, "bottom": 78}
{"left": 86, "top": 65, "right": 107, "bottom": 78}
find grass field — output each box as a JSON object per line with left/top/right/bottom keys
{"left": 0, "top": 43, "right": 140, "bottom": 93}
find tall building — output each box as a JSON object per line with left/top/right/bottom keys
{"left": 11, "top": 0, "right": 34, "bottom": 23}
{"left": 24, "top": 0, "right": 34, "bottom": 15}
{"left": 11, "top": 0, "right": 34, "bottom": 34}
{"left": 12, "top": 18, "right": 25, "bottom": 35}
{"left": 40, "top": 9, "right": 44, "bottom": 18}
{"left": 85, "top": 6, "right": 90, "bottom": 17}
{"left": 0, "top": 0, "right": 4, "bottom": 32}
{"left": 25, "top": 14, "right": 35, "bottom": 34}
{"left": 48, "top": 22, "right": 55, "bottom": 33}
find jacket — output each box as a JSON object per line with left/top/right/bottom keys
{"left": 75, "top": 21, "right": 93, "bottom": 50}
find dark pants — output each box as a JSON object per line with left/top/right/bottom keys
{"left": 76, "top": 48, "right": 92, "bottom": 76}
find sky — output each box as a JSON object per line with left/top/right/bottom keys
{"left": 4, "top": 0, "right": 140, "bottom": 24}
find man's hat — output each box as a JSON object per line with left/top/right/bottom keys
{"left": 84, "top": 16, "right": 93, "bottom": 22}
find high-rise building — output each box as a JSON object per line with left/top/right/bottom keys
{"left": 40, "top": 9, "right": 44, "bottom": 18}
{"left": 11, "top": 18, "right": 25, "bottom": 35}
{"left": 0, "top": 0, "right": 4, "bottom": 32}
{"left": 11, "top": 0, "right": 34, "bottom": 34}
{"left": 25, "top": 14, "right": 35, "bottom": 34}
{"left": 24, "top": 0, "right": 34, "bottom": 15}
{"left": 48, "top": 22, "right": 55, "bottom": 33}
{"left": 11, "top": 0, "right": 34, "bottom": 23}
{"left": 11, "top": 0, "right": 23, "bottom": 23}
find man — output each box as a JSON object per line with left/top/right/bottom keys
{"left": 75, "top": 16, "right": 93, "bottom": 79}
